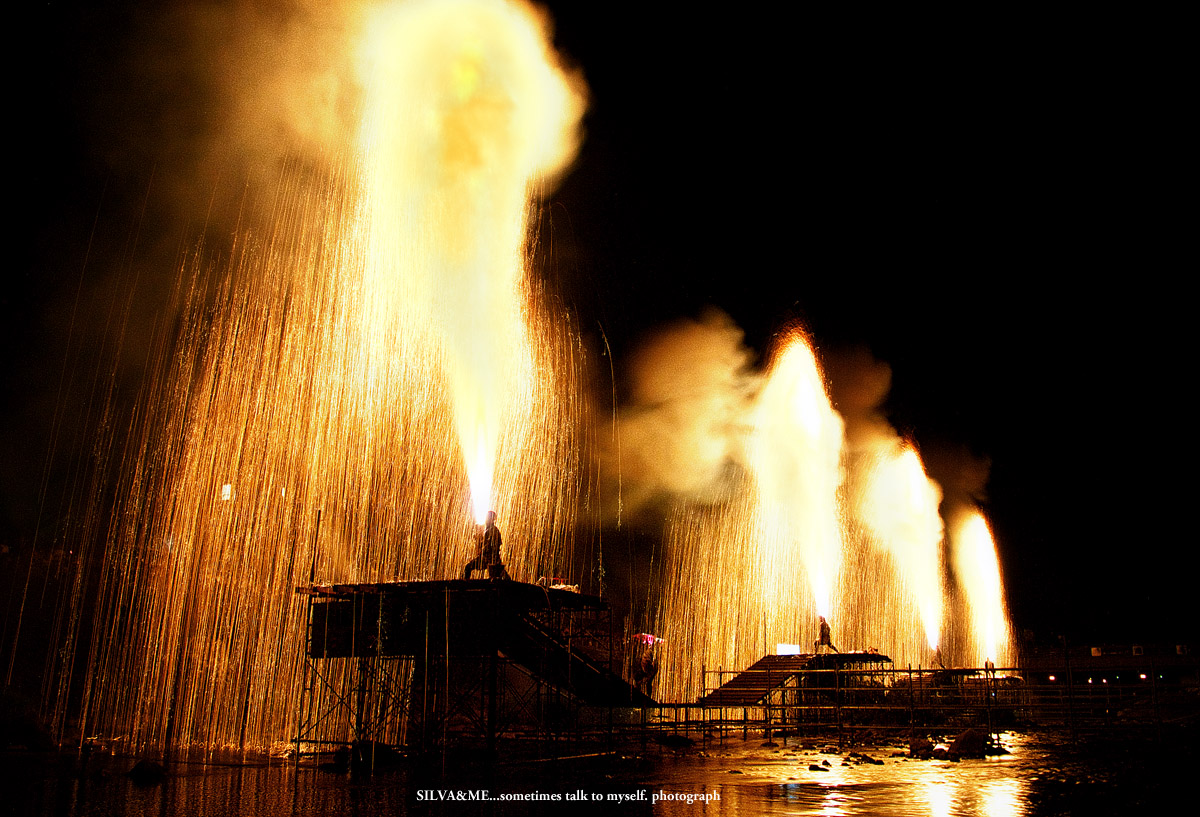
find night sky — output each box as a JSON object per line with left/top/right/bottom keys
{"left": 7, "top": 0, "right": 1192, "bottom": 668}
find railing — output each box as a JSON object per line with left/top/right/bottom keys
{"left": 292, "top": 646, "right": 1198, "bottom": 759}
{"left": 626, "top": 665, "right": 1196, "bottom": 747}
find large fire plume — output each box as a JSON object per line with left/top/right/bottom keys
{"left": 649, "top": 326, "right": 1011, "bottom": 701}
{"left": 53, "top": 0, "right": 588, "bottom": 755}
{"left": 654, "top": 328, "right": 848, "bottom": 699}
{"left": 356, "top": 0, "right": 585, "bottom": 521}
{"left": 856, "top": 441, "right": 945, "bottom": 651}
{"left": 750, "top": 331, "right": 846, "bottom": 621}
{"left": 952, "top": 509, "right": 1013, "bottom": 665}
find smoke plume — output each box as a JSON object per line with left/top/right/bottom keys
{"left": 598, "top": 309, "right": 756, "bottom": 523}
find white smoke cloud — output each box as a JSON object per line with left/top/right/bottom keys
{"left": 598, "top": 308, "right": 757, "bottom": 522}
{"left": 824, "top": 346, "right": 895, "bottom": 452}
{"left": 90, "top": 1, "right": 363, "bottom": 235}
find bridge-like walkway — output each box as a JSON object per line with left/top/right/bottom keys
{"left": 302, "top": 579, "right": 653, "bottom": 707}
{"left": 697, "top": 652, "right": 892, "bottom": 707}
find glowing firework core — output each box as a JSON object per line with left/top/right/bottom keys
{"left": 751, "top": 332, "right": 845, "bottom": 620}
{"left": 356, "top": 0, "right": 584, "bottom": 522}
{"left": 953, "top": 511, "right": 1012, "bottom": 664}
{"left": 859, "top": 442, "right": 945, "bottom": 650}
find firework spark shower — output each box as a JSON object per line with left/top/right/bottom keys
{"left": 56, "top": 0, "right": 588, "bottom": 756}
{"left": 27, "top": 0, "right": 1023, "bottom": 755}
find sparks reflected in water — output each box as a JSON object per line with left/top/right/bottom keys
{"left": 981, "top": 778, "right": 1023, "bottom": 817}
{"left": 925, "top": 780, "right": 955, "bottom": 817}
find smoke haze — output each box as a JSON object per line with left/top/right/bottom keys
{"left": 599, "top": 309, "right": 756, "bottom": 522}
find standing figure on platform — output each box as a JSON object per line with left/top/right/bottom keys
{"left": 816, "top": 616, "right": 840, "bottom": 654}
{"left": 461, "top": 510, "right": 510, "bottom": 580}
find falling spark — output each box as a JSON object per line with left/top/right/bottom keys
{"left": 56, "top": 0, "right": 588, "bottom": 755}
{"left": 654, "top": 328, "right": 847, "bottom": 701}
{"left": 652, "top": 329, "right": 1013, "bottom": 701}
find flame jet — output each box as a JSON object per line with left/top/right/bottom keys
{"left": 60, "top": 0, "right": 588, "bottom": 756}
{"left": 750, "top": 331, "right": 846, "bottom": 624}
{"left": 856, "top": 442, "right": 945, "bottom": 652}
{"left": 356, "top": 0, "right": 584, "bottom": 521}
{"left": 952, "top": 510, "right": 1012, "bottom": 665}
{"left": 654, "top": 329, "right": 847, "bottom": 701}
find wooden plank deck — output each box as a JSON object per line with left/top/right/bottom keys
{"left": 697, "top": 653, "right": 892, "bottom": 707}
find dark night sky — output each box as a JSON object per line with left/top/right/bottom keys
{"left": 7, "top": 2, "right": 1192, "bottom": 651}
{"left": 548, "top": 6, "right": 1191, "bottom": 644}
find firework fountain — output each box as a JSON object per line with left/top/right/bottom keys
{"left": 652, "top": 328, "right": 1012, "bottom": 701}
{"left": 40, "top": 0, "right": 1016, "bottom": 753}
{"left": 951, "top": 510, "right": 1014, "bottom": 668}
{"left": 55, "top": 0, "right": 587, "bottom": 756}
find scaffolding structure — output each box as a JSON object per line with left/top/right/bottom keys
{"left": 293, "top": 580, "right": 652, "bottom": 760}
{"left": 292, "top": 585, "right": 1198, "bottom": 761}
{"left": 643, "top": 652, "right": 1198, "bottom": 747}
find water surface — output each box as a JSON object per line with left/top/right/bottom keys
{"left": 6, "top": 730, "right": 1190, "bottom": 815}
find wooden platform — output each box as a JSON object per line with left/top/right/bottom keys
{"left": 297, "top": 579, "right": 654, "bottom": 706}
{"left": 697, "top": 652, "right": 892, "bottom": 707}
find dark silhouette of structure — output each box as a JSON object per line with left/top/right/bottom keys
{"left": 296, "top": 579, "right": 652, "bottom": 757}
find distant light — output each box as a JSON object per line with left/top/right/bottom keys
{"left": 1139, "top": 673, "right": 1147, "bottom": 680}
{"left": 776, "top": 643, "right": 802, "bottom": 655}
{"left": 1048, "top": 675, "right": 1056, "bottom": 682}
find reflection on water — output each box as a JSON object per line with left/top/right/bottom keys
{"left": 983, "top": 779, "right": 1023, "bottom": 817}
{"left": 926, "top": 780, "right": 954, "bottom": 817}
{"left": 646, "top": 734, "right": 1033, "bottom": 816}
{"left": 5, "top": 731, "right": 1193, "bottom": 816}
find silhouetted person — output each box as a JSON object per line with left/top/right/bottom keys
{"left": 631, "top": 634, "right": 660, "bottom": 695}
{"left": 461, "top": 511, "right": 510, "bottom": 580}
{"left": 816, "top": 616, "right": 840, "bottom": 654}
